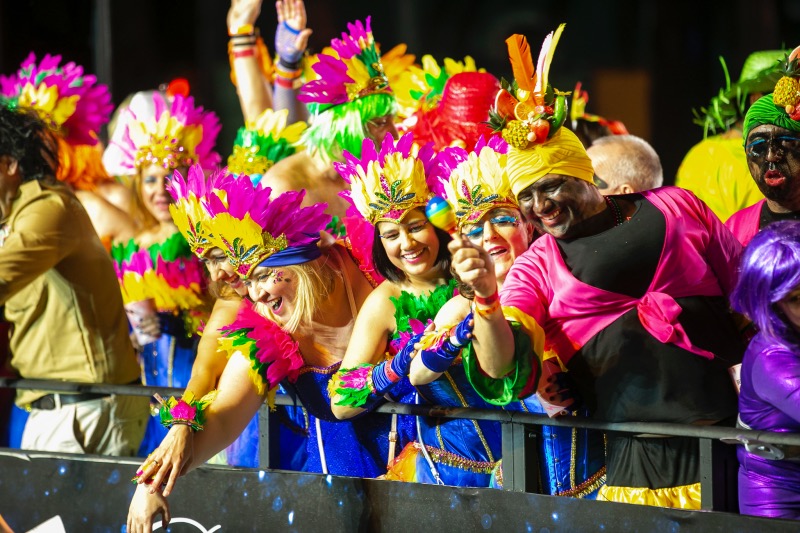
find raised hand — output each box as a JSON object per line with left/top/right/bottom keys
{"left": 228, "top": 0, "right": 263, "bottom": 34}
{"left": 449, "top": 235, "right": 497, "bottom": 299}
{"left": 275, "top": 0, "right": 312, "bottom": 67}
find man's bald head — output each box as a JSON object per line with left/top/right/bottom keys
{"left": 587, "top": 134, "right": 663, "bottom": 195}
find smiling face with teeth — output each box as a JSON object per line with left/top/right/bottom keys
{"left": 516, "top": 173, "right": 607, "bottom": 240}
{"left": 139, "top": 164, "right": 182, "bottom": 224}
{"left": 376, "top": 208, "right": 442, "bottom": 283}
{"left": 201, "top": 247, "right": 249, "bottom": 297}
{"left": 244, "top": 265, "right": 296, "bottom": 321}
{"left": 460, "top": 207, "right": 532, "bottom": 284}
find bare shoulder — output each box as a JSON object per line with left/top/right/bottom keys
{"left": 263, "top": 152, "right": 314, "bottom": 194}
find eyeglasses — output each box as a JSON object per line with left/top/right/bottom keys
{"left": 462, "top": 215, "right": 520, "bottom": 241}
{"left": 745, "top": 135, "right": 800, "bottom": 159}
{"left": 378, "top": 220, "right": 429, "bottom": 240}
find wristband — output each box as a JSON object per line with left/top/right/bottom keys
{"left": 274, "top": 63, "right": 303, "bottom": 80}
{"left": 232, "top": 49, "right": 256, "bottom": 59}
{"left": 229, "top": 24, "right": 256, "bottom": 37}
{"left": 474, "top": 291, "right": 499, "bottom": 307}
{"left": 156, "top": 391, "right": 215, "bottom": 431}
{"left": 473, "top": 299, "right": 500, "bottom": 318}
{"left": 274, "top": 76, "right": 295, "bottom": 89}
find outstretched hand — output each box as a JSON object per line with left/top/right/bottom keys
{"left": 134, "top": 425, "right": 194, "bottom": 497}
{"left": 127, "top": 483, "right": 171, "bottom": 533}
{"left": 449, "top": 235, "right": 497, "bottom": 298}
{"left": 275, "top": 0, "right": 312, "bottom": 66}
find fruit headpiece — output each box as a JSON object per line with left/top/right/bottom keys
{"left": 166, "top": 165, "right": 233, "bottom": 258}
{"left": 298, "top": 17, "right": 393, "bottom": 114}
{"left": 433, "top": 136, "right": 517, "bottom": 228}
{"left": 743, "top": 46, "right": 800, "bottom": 140}
{"left": 227, "top": 108, "right": 307, "bottom": 181}
{"left": 203, "top": 176, "right": 330, "bottom": 277}
{"left": 694, "top": 50, "right": 787, "bottom": 137}
{"left": 570, "top": 82, "right": 629, "bottom": 136}
{"left": 103, "top": 91, "right": 221, "bottom": 175}
{"left": 487, "top": 24, "right": 569, "bottom": 150}
{"left": 335, "top": 132, "right": 437, "bottom": 225}
{"left": 0, "top": 53, "right": 115, "bottom": 189}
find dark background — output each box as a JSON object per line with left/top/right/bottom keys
{"left": 0, "top": 0, "right": 798, "bottom": 183}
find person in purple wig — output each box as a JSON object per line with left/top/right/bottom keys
{"left": 730, "top": 219, "right": 800, "bottom": 519}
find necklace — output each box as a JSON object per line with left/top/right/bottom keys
{"left": 604, "top": 196, "right": 624, "bottom": 227}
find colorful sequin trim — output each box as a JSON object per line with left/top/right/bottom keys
{"left": 414, "top": 442, "right": 497, "bottom": 474}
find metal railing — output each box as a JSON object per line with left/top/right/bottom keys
{"left": 4, "top": 377, "right": 799, "bottom": 512}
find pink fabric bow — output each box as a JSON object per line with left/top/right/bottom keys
{"left": 637, "top": 292, "right": 715, "bottom": 360}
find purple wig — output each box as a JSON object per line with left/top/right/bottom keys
{"left": 731, "top": 220, "right": 800, "bottom": 347}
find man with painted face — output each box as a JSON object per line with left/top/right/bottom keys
{"left": 451, "top": 91, "right": 746, "bottom": 509}
{"left": 726, "top": 53, "right": 800, "bottom": 245}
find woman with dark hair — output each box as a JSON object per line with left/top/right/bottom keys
{"left": 730, "top": 220, "right": 800, "bottom": 519}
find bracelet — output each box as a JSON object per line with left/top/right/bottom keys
{"left": 473, "top": 299, "right": 501, "bottom": 318}
{"left": 274, "top": 64, "right": 303, "bottom": 80}
{"left": 232, "top": 48, "right": 256, "bottom": 59}
{"left": 474, "top": 291, "right": 499, "bottom": 307}
{"left": 274, "top": 76, "right": 295, "bottom": 89}
{"left": 156, "top": 391, "right": 214, "bottom": 432}
{"left": 232, "top": 39, "right": 257, "bottom": 48}
{"left": 229, "top": 24, "right": 257, "bottom": 37}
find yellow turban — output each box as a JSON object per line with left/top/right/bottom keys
{"left": 507, "top": 127, "right": 595, "bottom": 197}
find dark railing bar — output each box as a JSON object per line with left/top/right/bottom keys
{"left": 3, "top": 377, "right": 799, "bottom": 447}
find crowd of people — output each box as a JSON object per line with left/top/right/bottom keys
{"left": 0, "top": 0, "right": 799, "bottom": 530}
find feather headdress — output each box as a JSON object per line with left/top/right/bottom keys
{"left": 298, "top": 17, "right": 393, "bottom": 113}
{"left": 486, "top": 24, "right": 570, "bottom": 150}
{"left": 103, "top": 91, "right": 221, "bottom": 175}
{"left": 0, "top": 52, "right": 112, "bottom": 146}
{"left": 203, "top": 178, "right": 330, "bottom": 277}
{"left": 227, "top": 108, "right": 307, "bottom": 180}
{"left": 166, "top": 165, "right": 234, "bottom": 258}
{"left": 433, "top": 136, "right": 517, "bottom": 228}
{"left": 334, "top": 132, "right": 437, "bottom": 225}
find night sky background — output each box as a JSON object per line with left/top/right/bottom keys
{"left": 0, "top": 0, "right": 798, "bottom": 182}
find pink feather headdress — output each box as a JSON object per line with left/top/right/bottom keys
{"left": 203, "top": 176, "right": 331, "bottom": 277}
{"left": 167, "top": 165, "right": 235, "bottom": 258}
{"left": 0, "top": 52, "right": 112, "bottom": 146}
{"left": 334, "top": 132, "right": 438, "bottom": 225}
{"left": 103, "top": 91, "right": 221, "bottom": 175}
{"left": 298, "top": 17, "right": 392, "bottom": 113}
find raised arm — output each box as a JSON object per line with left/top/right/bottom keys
{"left": 449, "top": 236, "right": 516, "bottom": 377}
{"left": 273, "top": 0, "right": 312, "bottom": 123}
{"left": 228, "top": 0, "right": 274, "bottom": 123}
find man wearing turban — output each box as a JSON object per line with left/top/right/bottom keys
{"left": 726, "top": 93, "right": 800, "bottom": 246}
{"left": 451, "top": 123, "right": 745, "bottom": 510}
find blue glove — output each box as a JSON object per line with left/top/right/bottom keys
{"left": 275, "top": 21, "right": 303, "bottom": 68}
{"left": 371, "top": 332, "right": 422, "bottom": 395}
{"left": 419, "top": 313, "right": 474, "bottom": 373}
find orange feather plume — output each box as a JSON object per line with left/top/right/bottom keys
{"left": 505, "top": 34, "right": 536, "bottom": 93}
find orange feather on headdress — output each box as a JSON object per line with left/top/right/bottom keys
{"left": 505, "top": 34, "right": 536, "bottom": 93}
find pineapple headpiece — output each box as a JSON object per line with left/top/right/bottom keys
{"left": 743, "top": 46, "right": 800, "bottom": 140}
{"left": 0, "top": 52, "right": 112, "bottom": 146}
{"left": 166, "top": 165, "right": 233, "bottom": 258}
{"left": 102, "top": 91, "right": 221, "bottom": 175}
{"left": 203, "top": 177, "right": 331, "bottom": 277}
{"left": 334, "top": 132, "right": 437, "bottom": 225}
{"left": 487, "top": 25, "right": 570, "bottom": 151}
{"left": 298, "top": 17, "right": 393, "bottom": 113}
{"left": 227, "top": 108, "right": 307, "bottom": 180}
{"left": 433, "top": 136, "right": 518, "bottom": 228}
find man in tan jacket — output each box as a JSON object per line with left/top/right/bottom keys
{"left": 0, "top": 107, "right": 147, "bottom": 455}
